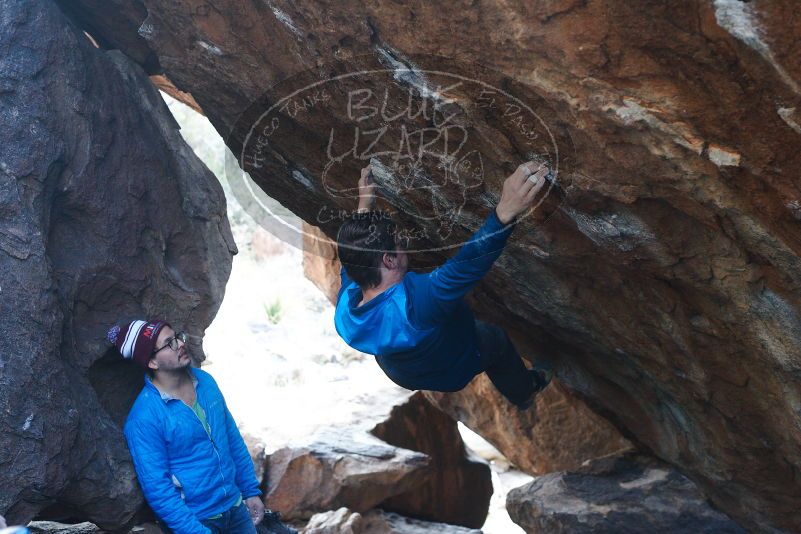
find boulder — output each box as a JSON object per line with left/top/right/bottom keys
{"left": 264, "top": 431, "right": 430, "bottom": 520}
{"left": 302, "top": 508, "right": 482, "bottom": 534}
{"left": 301, "top": 223, "right": 341, "bottom": 305}
{"left": 25, "top": 522, "right": 162, "bottom": 533}
{"left": 506, "top": 454, "right": 746, "bottom": 534}
{"left": 46, "top": 0, "right": 801, "bottom": 530}
{"left": 150, "top": 74, "right": 203, "bottom": 114}
{"left": 243, "top": 433, "right": 268, "bottom": 485}
{"left": 128, "top": 525, "right": 164, "bottom": 534}
{"left": 264, "top": 390, "right": 493, "bottom": 527}
{"left": 0, "top": 0, "right": 234, "bottom": 527}
{"left": 27, "top": 523, "right": 99, "bottom": 534}
{"left": 371, "top": 392, "right": 492, "bottom": 528}
{"left": 425, "top": 376, "right": 632, "bottom": 475}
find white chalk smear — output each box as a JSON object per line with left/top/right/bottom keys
{"left": 714, "top": 0, "right": 800, "bottom": 95}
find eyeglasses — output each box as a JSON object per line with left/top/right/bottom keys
{"left": 152, "top": 331, "right": 188, "bottom": 355}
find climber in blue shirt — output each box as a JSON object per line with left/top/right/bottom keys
{"left": 334, "top": 162, "right": 553, "bottom": 409}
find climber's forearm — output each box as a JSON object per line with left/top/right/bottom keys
{"left": 357, "top": 166, "right": 376, "bottom": 213}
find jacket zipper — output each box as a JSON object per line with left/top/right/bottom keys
{"left": 181, "top": 396, "right": 229, "bottom": 497}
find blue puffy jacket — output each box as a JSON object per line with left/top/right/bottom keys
{"left": 124, "top": 368, "right": 261, "bottom": 534}
{"left": 334, "top": 210, "right": 514, "bottom": 391}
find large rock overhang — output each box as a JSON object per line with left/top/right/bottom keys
{"left": 56, "top": 1, "right": 801, "bottom": 531}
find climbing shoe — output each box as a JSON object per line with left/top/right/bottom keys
{"left": 532, "top": 359, "right": 554, "bottom": 393}
{"left": 261, "top": 509, "right": 298, "bottom": 534}
{"left": 515, "top": 362, "right": 554, "bottom": 411}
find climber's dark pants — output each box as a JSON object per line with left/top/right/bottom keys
{"left": 475, "top": 320, "right": 534, "bottom": 407}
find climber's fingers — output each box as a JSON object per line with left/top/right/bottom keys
{"left": 359, "top": 166, "right": 372, "bottom": 186}
{"left": 510, "top": 161, "right": 535, "bottom": 187}
{"left": 524, "top": 167, "right": 549, "bottom": 199}
{"left": 518, "top": 163, "right": 547, "bottom": 195}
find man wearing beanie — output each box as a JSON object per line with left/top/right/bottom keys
{"left": 111, "top": 319, "right": 264, "bottom": 534}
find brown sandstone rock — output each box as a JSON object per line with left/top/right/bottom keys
{"left": 506, "top": 454, "right": 745, "bottom": 534}
{"left": 301, "top": 223, "right": 341, "bottom": 305}
{"left": 302, "top": 508, "right": 482, "bottom": 534}
{"left": 263, "top": 431, "right": 430, "bottom": 520}
{"left": 425, "top": 376, "right": 632, "bottom": 475}
{"left": 0, "top": 0, "right": 234, "bottom": 528}
{"left": 371, "top": 392, "right": 492, "bottom": 529}
{"left": 49, "top": 0, "right": 801, "bottom": 530}
{"left": 263, "top": 390, "right": 493, "bottom": 527}
{"left": 243, "top": 434, "right": 268, "bottom": 485}
{"left": 150, "top": 75, "right": 203, "bottom": 114}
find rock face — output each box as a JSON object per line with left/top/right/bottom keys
{"left": 425, "top": 375, "right": 632, "bottom": 475}
{"left": 301, "top": 223, "right": 341, "bottom": 305}
{"left": 27, "top": 523, "right": 99, "bottom": 534}
{"left": 264, "top": 391, "right": 493, "bottom": 527}
{"left": 506, "top": 454, "right": 746, "bottom": 534}
{"left": 25, "top": 521, "right": 162, "bottom": 533}
{"left": 302, "top": 508, "right": 482, "bottom": 534}
{"left": 242, "top": 433, "right": 268, "bottom": 485}
{"left": 0, "top": 0, "right": 235, "bottom": 528}
{"left": 370, "top": 392, "right": 492, "bottom": 529}
{"left": 41, "top": 0, "right": 801, "bottom": 530}
{"left": 264, "top": 432, "right": 430, "bottom": 520}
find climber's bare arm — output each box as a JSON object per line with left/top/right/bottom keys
{"left": 357, "top": 166, "right": 376, "bottom": 213}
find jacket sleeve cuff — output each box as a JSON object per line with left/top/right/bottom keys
{"left": 241, "top": 487, "right": 263, "bottom": 499}
{"left": 488, "top": 208, "right": 515, "bottom": 234}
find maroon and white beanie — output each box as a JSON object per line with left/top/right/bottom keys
{"left": 107, "top": 319, "right": 170, "bottom": 369}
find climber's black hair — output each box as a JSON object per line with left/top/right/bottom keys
{"left": 336, "top": 210, "right": 401, "bottom": 288}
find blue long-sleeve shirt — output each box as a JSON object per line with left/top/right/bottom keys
{"left": 124, "top": 368, "right": 261, "bottom": 534}
{"left": 334, "top": 210, "right": 515, "bottom": 391}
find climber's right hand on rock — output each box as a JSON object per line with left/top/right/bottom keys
{"left": 495, "top": 161, "right": 549, "bottom": 224}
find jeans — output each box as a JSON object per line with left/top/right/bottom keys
{"left": 159, "top": 502, "right": 256, "bottom": 534}
{"left": 201, "top": 502, "right": 257, "bottom": 534}
{"left": 475, "top": 320, "right": 534, "bottom": 407}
